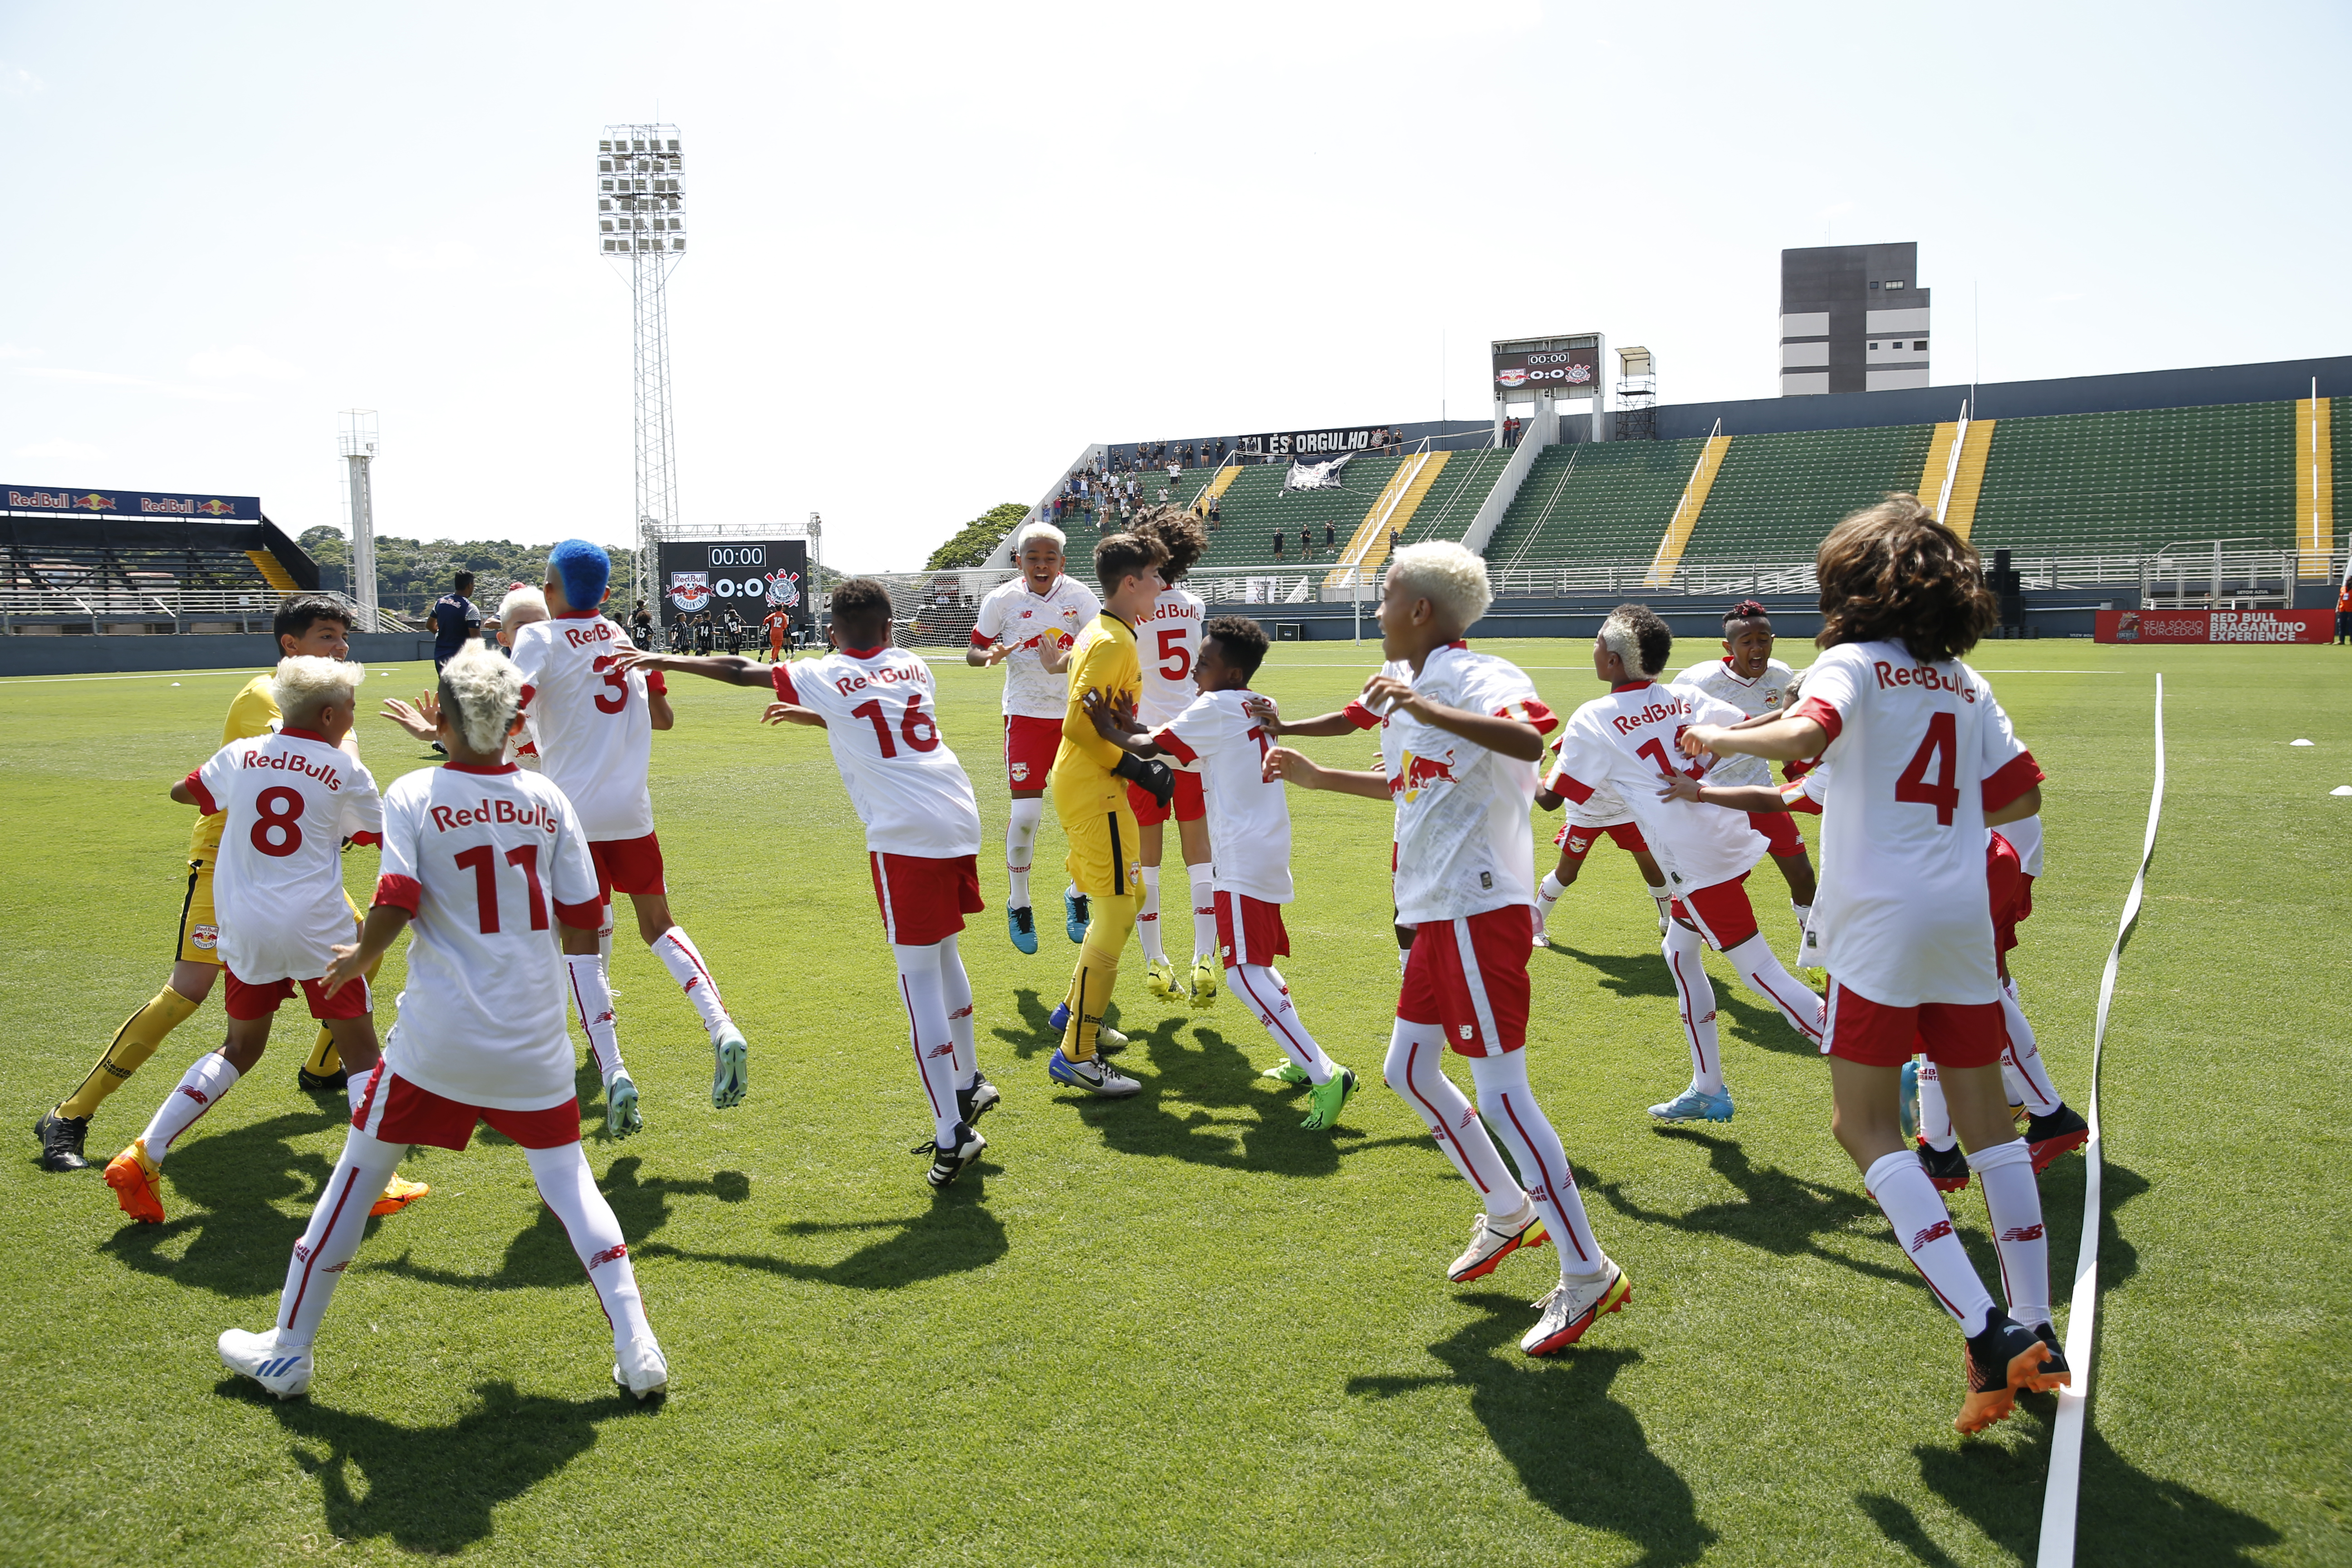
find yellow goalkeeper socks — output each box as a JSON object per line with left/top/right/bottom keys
{"left": 300, "top": 945, "right": 385, "bottom": 1080}
{"left": 1060, "top": 893, "right": 1138, "bottom": 1061}
{"left": 59, "top": 986, "right": 201, "bottom": 1119}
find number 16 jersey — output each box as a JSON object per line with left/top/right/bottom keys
{"left": 510, "top": 612, "right": 655, "bottom": 842}
{"left": 771, "top": 648, "right": 982, "bottom": 858}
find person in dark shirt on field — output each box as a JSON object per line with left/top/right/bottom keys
{"left": 430, "top": 573, "right": 482, "bottom": 674}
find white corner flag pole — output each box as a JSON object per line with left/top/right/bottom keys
{"left": 2036, "top": 673, "right": 2165, "bottom": 1567}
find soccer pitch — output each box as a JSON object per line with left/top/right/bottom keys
{"left": 1, "top": 638, "right": 2343, "bottom": 1566}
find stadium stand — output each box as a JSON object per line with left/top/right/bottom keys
{"left": 2295, "top": 395, "right": 2336, "bottom": 576}
{"left": 1399, "top": 447, "right": 1514, "bottom": 548}
{"left": 1193, "top": 454, "right": 1408, "bottom": 570}
{"left": 1940, "top": 420, "right": 1997, "bottom": 539}
{"left": 1643, "top": 433, "right": 1731, "bottom": 586}
{"left": 2335, "top": 395, "right": 2352, "bottom": 562}
{"left": 0, "top": 516, "right": 326, "bottom": 634}
{"left": 1679, "top": 423, "right": 1935, "bottom": 565}
{"left": 1480, "top": 439, "right": 1715, "bottom": 565}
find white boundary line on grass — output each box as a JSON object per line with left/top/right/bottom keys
{"left": 2037, "top": 672, "right": 2165, "bottom": 1567}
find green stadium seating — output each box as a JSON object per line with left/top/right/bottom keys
{"left": 1481, "top": 440, "right": 1714, "bottom": 565}
{"left": 1681, "top": 424, "right": 1934, "bottom": 564}
{"left": 1193, "top": 455, "right": 1407, "bottom": 570}
{"left": 1399, "top": 448, "right": 1514, "bottom": 548}
{"left": 1967, "top": 401, "right": 2295, "bottom": 554}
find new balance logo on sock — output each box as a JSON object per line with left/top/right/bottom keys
{"left": 588, "top": 1243, "right": 628, "bottom": 1270}
{"left": 683, "top": 977, "right": 703, "bottom": 991}
{"left": 1910, "top": 1220, "right": 1955, "bottom": 1252}
{"left": 950, "top": 1005, "right": 974, "bottom": 1020}
{"left": 926, "top": 1042, "right": 955, "bottom": 1058}
{"left": 2001, "top": 1224, "right": 2046, "bottom": 1243}
{"left": 1457, "top": 1108, "right": 1478, "bottom": 1131}
{"left": 179, "top": 1087, "right": 210, "bottom": 1106}
{"left": 1138, "top": 913, "right": 1158, "bottom": 924}
{"left": 293, "top": 1242, "right": 312, "bottom": 1263}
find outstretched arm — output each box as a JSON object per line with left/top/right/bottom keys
{"left": 615, "top": 650, "right": 771, "bottom": 689}
{"left": 1681, "top": 714, "right": 1828, "bottom": 763}
{"left": 321, "top": 904, "right": 414, "bottom": 998}
{"left": 1264, "top": 746, "right": 1390, "bottom": 802}
{"left": 1657, "top": 774, "right": 1790, "bottom": 813}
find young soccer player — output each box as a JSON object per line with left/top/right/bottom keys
{"left": 511, "top": 541, "right": 743, "bottom": 1122}
{"left": 763, "top": 603, "right": 792, "bottom": 663}
{"left": 970, "top": 522, "right": 1102, "bottom": 954}
{"left": 1551, "top": 604, "right": 1827, "bottom": 1125}
{"left": 1530, "top": 766, "right": 1672, "bottom": 947}
{"left": 1676, "top": 495, "right": 2067, "bottom": 1432}
{"left": 1124, "top": 507, "right": 1220, "bottom": 1009}
{"left": 1045, "top": 532, "right": 1177, "bottom": 1098}
{"left": 617, "top": 579, "right": 998, "bottom": 1187}
{"left": 1265, "top": 543, "right": 1629, "bottom": 1357}
{"left": 1670, "top": 600, "right": 1817, "bottom": 946}
{"left": 1081, "top": 615, "right": 1357, "bottom": 1128}
{"left": 103, "top": 657, "right": 417, "bottom": 1223}
{"left": 217, "top": 643, "right": 667, "bottom": 1401}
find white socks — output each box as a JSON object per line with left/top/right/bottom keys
{"left": 2001, "top": 982, "right": 2062, "bottom": 1114}
{"left": 1469, "top": 1051, "right": 1607, "bottom": 1280}
{"left": 1968, "top": 1137, "right": 2051, "bottom": 1329}
{"left": 1231, "top": 964, "right": 1331, "bottom": 1086}
{"left": 1863, "top": 1148, "right": 1996, "bottom": 1336}
{"left": 1535, "top": 871, "right": 1568, "bottom": 921}
{"left": 1137, "top": 866, "right": 1165, "bottom": 963}
{"left": 1383, "top": 1022, "right": 1519, "bottom": 1216}
{"left": 1006, "top": 796, "right": 1044, "bottom": 908}
{"left": 1646, "top": 882, "right": 1672, "bottom": 926}
{"left": 141, "top": 1054, "right": 241, "bottom": 1161}
{"left": 564, "top": 953, "right": 627, "bottom": 1084}
{"left": 893, "top": 941, "right": 965, "bottom": 1144}
{"left": 652, "top": 926, "right": 730, "bottom": 1038}
{"left": 1186, "top": 862, "right": 1216, "bottom": 963}
{"left": 941, "top": 934, "right": 979, "bottom": 1093}
{"left": 526, "top": 1142, "right": 655, "bottom": 1353}
{"left": 1662, "top": 921, "right": 1725, "bottom": 1095}
{"left": 1918, "top": 1058, "right": 1955, "bottom": 1150}
{"left": 1720, "top": 932, "right": 1825, "bottom": 1046}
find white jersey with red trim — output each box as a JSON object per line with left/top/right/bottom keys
{"left": 1789, "top": 640, "right": 2041, "bottom": 1004}
{"left": 1999, "top": 813, "right": 2045, "bottom": 877}
{"left": 1152, "top": 688, "right": 1290, "bottom": 904}
{"left": 1134, "top": 586, "right": 1206, "bottom": 730}
{"left": 373, "top": 764, "right": 603, "bottom": 1111}
{"left": 509, "top": 612, "right": 655, "bottom": 842}
{"left": 188, "top": 729, "right": 382, "bottom": 983}
{"left": 1541, "top": 740, "right": 1635, "bottom": 828}
{"left": 1553, "top": 681, "right": 1767, "bottom": 896}
{"left": 773, "top": 649, "right": 982, "bottom": 858}
{"left": 1670, "top": 656, "right": 1797, "bottom": 787}
{"left": 1377, "top": 643, "right": 1558, "bottom": 925}
{"left": 972, "top": 574, "right": 1101, "bottom": 720}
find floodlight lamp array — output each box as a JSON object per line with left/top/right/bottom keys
{"left": 597, "top": 127, "right": 687, "bottom": 254}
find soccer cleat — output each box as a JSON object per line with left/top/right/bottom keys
{"left": 1301, "top": 1066, "right": 1357, "bottom": 1131}
{"left": 1064, "top": 890, "right": 1090, "bottom": 945}
{"left": 296, "top": 1063, "right": 349, "bottom": 1094}
{"left": 1647, "top": 1083, "right": 1735, "bottom": 1124}
{"left": 1187, "top": 957, "right": 1220, "bottom": 1010}
{"left": 1530, "top": 908, "right": 1551, "bottom": 949}
{"left": 711, "top": 1021, "right": 749, "bottom": 1109}
{"left": 916, "top": 1122, "right": 988, "bottom": 1189}
{"left": 1521, "top": 1259, "right": 1632, "bottom": 1357}
{"left": 1917, "top": 1137, "right": 1970, "bottom": 1192}
{"left": 218, "top": 1328, "right": 312, "bottom": 1401}
{"left": 1006, "top": 905, "right": 1039, "bottom": 956}
{"left": 613, "top": 1335, "right": 670, "bottom": 1401}
{"left": 1093, "top": 1024, "right": 1131, "bottom": 1058}
{"left": 1143, "top": 959, "right": 1181, "bottom": 1002}
{"left": 34, "top": 1108, "right": 91, "bottom": 1172}
{"left": 1260, "top": 1061, "right": 1310, "bottom": 1086}
{"left": 1047, "top": 1048, "right": 1141, "bottom": 1098}
{"left": 2026, "top": 1105, "right": 2090, "bottom": 1171}
{"left": 1899, "top": 1061, "right": 1921, "bottom": 1142}
{"left": 604, "top": 1070, "right": 642, "bottom": 1139}
{"left": 1956, "top": 1312, "right": 2069, "bottom": 1432}
{"left": 958, "top": 1072, "right": 1001, "bottom": 1127}
{"left": 370, "top": 1175, "right": 431, "bottom": 1218}
{"left": 104, "top": 1139, "right": 165, "bottom": 1225}
{"left": 1048, "top": 1000, "right": 1071, "bottom": 1034}
{"left": 1447, "top": 1202, "right": 1551, "bottom": 1284}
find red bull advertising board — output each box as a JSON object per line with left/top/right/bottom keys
{"left": 3, "top": 485, "right": 261, "bottom": 520}
{"left": 2093, "top": 608, "right": 2329, "bottom": 644}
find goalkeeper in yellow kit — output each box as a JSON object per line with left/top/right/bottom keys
{"left": 1045, "top": 531, "right": 1176, "bottom": 1098}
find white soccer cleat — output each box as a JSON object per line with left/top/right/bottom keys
{"left": 219, "top": 1328, "right": 312, "bottom": 1400}
{"left": 1048, "top": 1047, "right": 1142, "bottom": 1098}
{"left": 1446, "top": 1200, "right": 1550, "bottom": 1284}
{"left": 1520, "top": 1259, "right": 1632, "bottom": 1357}
{"left": 613, "top": 1335, "right": 669, "bottom": 1400}
{"left": 1530, "top": 906, "right": 1551, "bottom": 949}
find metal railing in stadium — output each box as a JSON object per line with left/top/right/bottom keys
{"left": 0, "top": 585, "right": 415, "bottom": 636}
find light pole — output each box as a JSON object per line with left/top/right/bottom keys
{"left": 338, "top": 410, "right": 379, "bottom": 628}
{"left": 598, "top": 124, "right": 687, "bottom": 604}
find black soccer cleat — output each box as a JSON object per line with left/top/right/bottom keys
{"left": 915, "top": 1123, "right": 987, "bottom": 1190}
{"left": 958, "top": 1072, "right": 1001, "bottom": 1128}
{"left": 34, "top": 1109, "right": 91, "bottom": 1172}
{"left": 1916, "top": 1136, "right": 1970, "bottom": 1193}
{"left": 2025, "top": 1105, "right": 2089, "bottom": 1172}
{"left": 1957, "top": 1311, "right": 2069, "bottom": 1432}
{"left": 297, "top": 1065, "right": 349, "bottom": 1095}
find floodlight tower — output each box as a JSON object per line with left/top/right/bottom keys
{"left": 596, "top": 123, "right": 688, "bottom": 598}
{"left": 338, "top": 410, "right": 380, "bottom": 627}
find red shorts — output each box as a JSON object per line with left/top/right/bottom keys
{"left": 1215, "top": 890, "right": 1290, "bottom": 966}
{"left": 589, "top": 833, "right": 666, "bottom": 901}
{"left": 1668, "top": 873, "right": 1760, "bottom": 951}
{"left": 870, "top": 852, "right": 985, "bottom": 944}
{"left": 1555, "top": 819, "right": 1648, "bottom": 858}
{"left": 1755, "top": 811, "right": 1807, "bottom": 858}
{"left": 351, "top": 1063, "right": 579, "bottom": 1150}
{"left": 1399, "top": 904, "right": 1533, "bottom": 1058}
{"left": 224, "top": 967, "right": 371, "bottom": 1023}
{"left": 1004, "top": 715, "right": 1061, "bottom": 791}
{"left": 1823, "top": 980, "right": 2006, "bottom": 1069}
{"left": 1128, "top": 769, "right": 1205, "bottom": 827}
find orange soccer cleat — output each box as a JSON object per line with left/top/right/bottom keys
{"left": 369, "top": 1175, "right": 432, "bottom": 1218}
{"left": 1955, "top": 1314, "right": 2071, "bottom": 1433}
{"left": 103, "top": 1139, "right": 166, "bottom": 1225}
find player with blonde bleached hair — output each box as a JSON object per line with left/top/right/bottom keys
{"left": 219, "top": 642, "right": 666, "bottom": 1400}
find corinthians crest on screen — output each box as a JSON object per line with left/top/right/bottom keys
{"left": 763, "top": 569, "right": 802, "bottom": 608}
{"left": 668, "top": 572, "right": 712, "bottom": 612}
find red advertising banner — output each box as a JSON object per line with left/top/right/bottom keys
{"left": 2093, "top": 608, "right": 2330, "bottom": 644}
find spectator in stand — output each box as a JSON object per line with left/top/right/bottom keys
{"left": 1504, "top": 416, "right": 1523, "bottom": 448}
{"left": 1208, "top": 495, "right": 1222, "bottom": 529}
{"left": 1324, "top": 521, "right": 1337, "bottom": 550}
{"left": 1273, "top": 530, "right": 1286, "bottom": 560}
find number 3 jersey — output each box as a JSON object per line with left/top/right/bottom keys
{"left": 1789, "top": 640, "right": 2041, "bottom": 1005}
{"left": 185, "top": 728, "right": 383, "bottom": 983}
{"left": 1552, "top": 680, "right": 1765, "bottom": 896}
{"left": 373, "top": 763, "right": 604, "bottom": 1111}
{"left": 771, "top": 649, "right": 982, "bottom": 858}
{"left": 510, "top": 612, "right": 655, "bottom": 842}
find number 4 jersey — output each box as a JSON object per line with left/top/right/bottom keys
{"left": 510, "top": 612, "right": 656, "bottom": 842}
{"left": 185, "top": 728, "right": 383, "bottom": 983}
{"left": 771, "top": 649, "right": 983, "bottom": 858}
{"left": 373, "top": 762, "right": 604, "bottom": 1110}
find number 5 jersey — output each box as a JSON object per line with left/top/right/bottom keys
{"left": 184, "top": 728, "right": 383, "bottom": 982}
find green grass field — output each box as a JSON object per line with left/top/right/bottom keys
{"left": 2, "top": 637, "right": 2346, "bottom": 1566}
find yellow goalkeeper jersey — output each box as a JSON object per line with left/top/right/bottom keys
{"left": 1049, "top": 612, "right": 1139, "bottom": 819}
{"left": 188, "top": 675, "right": 281, "bottom": 857}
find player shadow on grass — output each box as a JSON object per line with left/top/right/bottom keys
{"left": 99, "top": 1104, "right": 348, "bottom": 1297}
{"left": 223, "top": 1377, "right": 650, "bottom": 1556}
{"left": 1347, "top": 1295, "right": 1715, "bottom": 1567}
{"left": 1549, "top": 944, "right": 1820, "bottom": 1056}
{"left": 368, "top": 1155, "right": 751, "bottom": 1292}
{"left": 635, "top": 1196, "right": 1009, "bottom": 1290}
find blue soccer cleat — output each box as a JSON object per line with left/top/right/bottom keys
{"left": 1647, "top": 1083, "right": 1735, "bottom": 1124}
{"left": 1007, "top": 905, "right": 1039, "bottom": 955}
{"left": 1049, "top": 1000, "right": 1070, "bottom": 1034}
{"left": 1899, "top": 1060, "right": 1921, "bottom": 1142}
{"left": 1063, "top": 888, "right": 1091, "bottom": 945}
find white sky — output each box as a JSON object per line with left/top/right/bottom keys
{"left": 5, "top": 1, "right": 2347, "bottom": 571}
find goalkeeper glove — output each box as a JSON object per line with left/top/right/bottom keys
{"left": 1114, "top": 751, "right": 1176, "bottom": 806}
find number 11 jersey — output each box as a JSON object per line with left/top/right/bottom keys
{"left": 771, "top": 649, "right": 982, "bottom": 858}
{"left": 510, "top": 611, "right": 655, "bottom": 842}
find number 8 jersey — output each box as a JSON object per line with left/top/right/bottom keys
{"left": 1789, "top": 640, "right": 2043, "bottom": 1005}
{"left": 510, "top": 612, "right": 655, "bottom": 842}
{"left": 186, "top": 728, "right": 383, "bottom": 984}
{"left": 770, "top": 648, "right": 983, "bottom": 858}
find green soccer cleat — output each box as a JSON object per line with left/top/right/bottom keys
{"left": 711, "top": 1023, "right": 749, "bottom": 1109}
{"left": 1301, "top": 1066, "right": 1357, "bottom": 1131}
{"left": 1260, "top": 1061, "right": 1310, "bottom": 1086}
{"left": 605, "top": 1070, "right": 642, "bottom": 1138}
